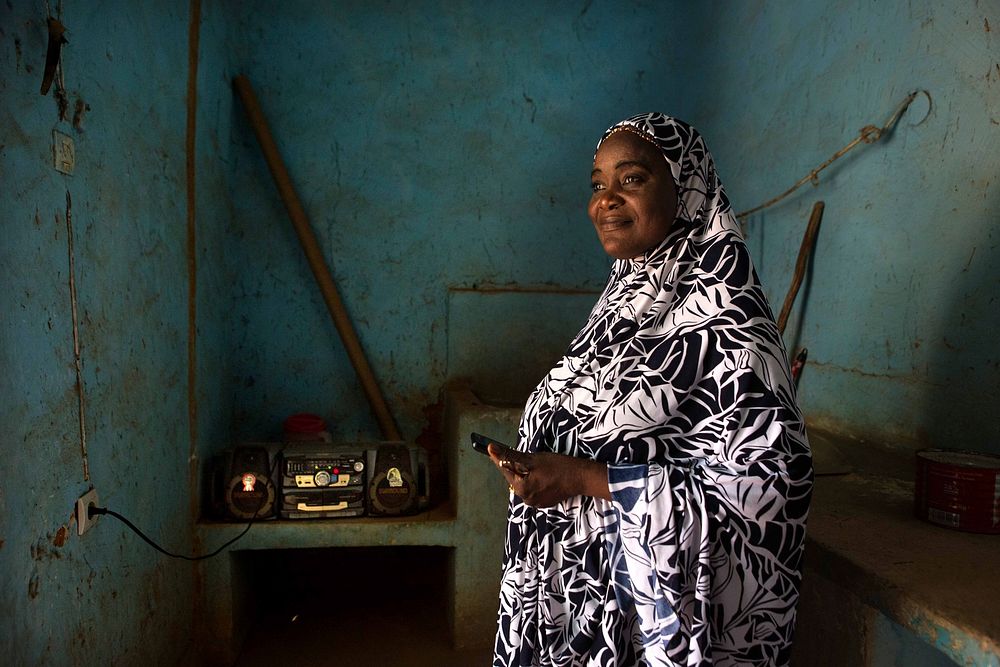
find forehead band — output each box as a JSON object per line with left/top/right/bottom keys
{"left": 601, "top": 124, "right": 673, "bottom": 172}
{"left": 603, "top": 124, "right": 662, "bottom": 152}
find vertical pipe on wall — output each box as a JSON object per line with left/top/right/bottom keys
{"left": 64, "top": 191, "right": 90, "bottom": 481}
{"left": 186, "top": 0, "right": 202, "bottom": 522}
{"left": 186, "top": 1, "right": 204, "bottom": 639}
{"left": 233, "top": 75, "right": 403, "bottom": 442}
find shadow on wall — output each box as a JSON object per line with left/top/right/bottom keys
{"left": 446, "top": 287, "right": 601, "bottom": 406}
{"left": 221, "top": 0, "right": 701, "bottom": 443}
{"left": 923, "top": 187, "right": 1000, "bottom": 450}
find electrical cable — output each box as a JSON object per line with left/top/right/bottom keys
{"left": 89, "top": 445, "right": 284, "bottom": 561}
{"left": 736, "top": 90, "right": 926, "bottom": 220}
{"left": 89, "top": 506, "right": 256, "bottom": 561}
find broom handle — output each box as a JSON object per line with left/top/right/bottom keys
{"left": 234, "top": 74, "right": 402, "bottom": 441}
{"left": 776, "top": 201, "right": 824, "bottom": 335}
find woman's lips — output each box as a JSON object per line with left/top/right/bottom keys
{"left": 600, "top": 217, "right": 632, "bottom": 230}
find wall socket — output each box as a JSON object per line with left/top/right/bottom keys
{"left": 76, "top": 488, "right": 99, "bottom": 536}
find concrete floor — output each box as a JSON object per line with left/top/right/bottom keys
{"left": 233, "top": 546, "right": 494, "bottom": 667}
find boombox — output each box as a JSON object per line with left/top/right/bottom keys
{"left": 205, "top": 444, "right": 280, "bottom": 520}
{"left": 366, "top": 442, "right": 430, "bottom": 516}
{"left": 205, "top": 441, "right": 430, "bottom": 521}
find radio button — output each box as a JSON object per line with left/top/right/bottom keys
{"left": 314, "top": 470, "right": 331, "bottom": 487}
{"left": 354, "top": 461, "right": 365, "bottom": 472}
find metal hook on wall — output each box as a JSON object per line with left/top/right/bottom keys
{"left": 40, "top": 17, "right": 67, "bottom": 96}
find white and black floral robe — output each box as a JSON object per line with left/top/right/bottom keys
{"left": 494, "top": 114, "right": 812, "bottom": 667}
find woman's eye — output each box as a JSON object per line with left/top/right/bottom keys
{"left": 622, "top": 173, "right": 644, "bottom": 186}
{"left": 591, "top": 182, "right": 605, "bottom": 192}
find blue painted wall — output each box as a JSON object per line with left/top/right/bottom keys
{"left": 4, "top": 0, "right": 997, "bottom": 663}
{"left": 0, "top": 0, "right": 232, "bottom": 663}
{"left": 193, "top": 1, "right": 242, "bottom": 492}
{"left": 223, "top": 0, "right": 700, "bottom": 441}
{"left": 222, "top": 0, "right": 1000, "bottom": 454}
{"left": 2, "top": 0, "right": 700, "bottom": 661}
{"left": 680, "top": 1, "right": 999, "bottom": 453}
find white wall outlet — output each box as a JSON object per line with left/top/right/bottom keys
{"left": 53, "top": 129, "right": 75, "bottom": 175}
{"left": 76, "top": 488, "right": 99, "bottom": 536}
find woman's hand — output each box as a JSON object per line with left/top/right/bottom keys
{"left": 488, "top": 444, "right": 610, "bottom": 507}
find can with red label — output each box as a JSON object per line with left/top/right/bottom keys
{"left": 914, "top": 449, "right": 1000, "bottom": 534}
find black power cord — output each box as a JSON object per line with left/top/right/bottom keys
{"left": 89, "top": 446, "right": 283, "bottom": 561}
{"left": 89, "top": 506, "right": 262, "bottom": 561}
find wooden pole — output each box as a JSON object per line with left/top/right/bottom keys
{"left": 777, "top": 201, "right": 824, "bottom": 335}
{"left": 233, "top": 74, "right": 402, "bottom": 441}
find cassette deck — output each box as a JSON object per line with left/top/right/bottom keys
{"left": 280, "top": 444, "right": 367, "bottom": 518}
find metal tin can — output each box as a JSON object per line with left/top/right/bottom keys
{"left": 914, "top": 449, "right": 1000, "bottom": 534}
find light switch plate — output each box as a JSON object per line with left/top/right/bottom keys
{"left": 53, "top": 129, "right": 75, "bottom": 174}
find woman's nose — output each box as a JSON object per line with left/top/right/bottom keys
{"left": 599, "top": 188, "right": 623, "bottom": 210}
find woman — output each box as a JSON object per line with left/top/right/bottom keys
{"left": 488, "top": 113, "right": 812, "bottom": 666}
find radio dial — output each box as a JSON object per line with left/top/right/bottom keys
{"left": 314, "top": 470, "right": 331, "bottom": 487}
{"left": 354, "top": 461, "right": 364, "bottom": 472}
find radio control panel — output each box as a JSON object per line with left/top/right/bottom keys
{"left": 280, "top": 444, "right": 367, "bottom": 518}
{"left": 284, "top": 456, "right": 365, "bottom": 489}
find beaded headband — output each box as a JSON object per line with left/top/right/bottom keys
{"left": 603, "top": 123, "right": 661, "bottom": 150}
{"left": 599, "top": 123, "right": 674, "bottom": 171}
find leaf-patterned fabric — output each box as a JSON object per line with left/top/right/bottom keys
{"left": 494, "top": 114, "right": 812, "bottom": 666}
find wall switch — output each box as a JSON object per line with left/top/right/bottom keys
{"left": 76, "top": 488, "right": 99, "bottom": 536}
{"left": 53, "top": 130, "right": 75, "bottom": 175}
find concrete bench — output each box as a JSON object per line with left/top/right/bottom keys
{"left": 194, "top": 386, "right": 517, "bottom": 664}
{"left": 793, "top": 429, "right": 1000, "bottom": 666}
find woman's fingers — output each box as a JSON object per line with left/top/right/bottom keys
{"left": 491, "top": 459, "right": 525, "bottom": 496}
{"left": 485, "top": 448, "right": 573, "bottom": 506}
{"left": 487, "top": 443, "right": 506, "bottom": 468}
{"left": 488, "top": 444, "right": 532, "bottom": 476}
{"left": 500, "top": 459, "right": 531, "bottom": 476}
{"left": 487, "top": 444, "right": 532, "bottom": 496}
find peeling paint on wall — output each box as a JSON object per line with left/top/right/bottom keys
{"left": 1, "top": 1, "right": 199, "bottom": 664}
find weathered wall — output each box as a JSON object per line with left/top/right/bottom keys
{"left": 794, "top": 569, "right": 965, "bottom": 666}
{"left": 6, "top": 0, "right": 996, "bottom": 664}
{"left": 2, "top": 1, "right": 699, "bottom": 661}
{"left": 222, "top": 0, "right": 700, "bottom": 441}
{"left": 681, "top": 1, "right": 999, "bottom": 453}
{"left": 192, "top": 2, "right": 241, "bottom": 492}
{"left": 0, "top": 1, "right": 229, "bottom": 663}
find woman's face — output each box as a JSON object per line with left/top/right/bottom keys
{"left": 588, "top": 130, "right": 678, "bottom": 260}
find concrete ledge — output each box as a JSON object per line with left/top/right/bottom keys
{"left": 192, "top": 385, "right": 518, "bottom": 664}
{"left": 797, "top": 429, "right": 1000, "bottom": 666}
{"left": 197, "top": 505, "right": 458, "bottom": 549}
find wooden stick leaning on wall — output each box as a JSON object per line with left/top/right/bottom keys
{"left": 233, "top": 74, "right": 403, "bottom": 442}
{"left": 777, "top": 201, "right": 825, "bottom": 335}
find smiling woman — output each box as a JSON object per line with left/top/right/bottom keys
{"left": 486, "top": 114, "right": 813, "bottom": 666}
{"left": 588, "top": 128, "right": 678, "bottom": 260}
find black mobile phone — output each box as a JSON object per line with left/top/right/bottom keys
{"left": 470, "top": 432, "right": 514, "bottom": 457}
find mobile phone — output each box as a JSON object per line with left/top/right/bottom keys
{"left": 471, "top": 433, "right": 531, "bottom": 477}
{"left": 470, "top": 432, "right": 514, "bottom": 457}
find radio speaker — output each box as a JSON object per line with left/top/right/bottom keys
{"left": 205, "top": 445, "right": 278, "bottom": 521}
{"left": 366, "top": 443, "right": 430, "bottom": 516}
